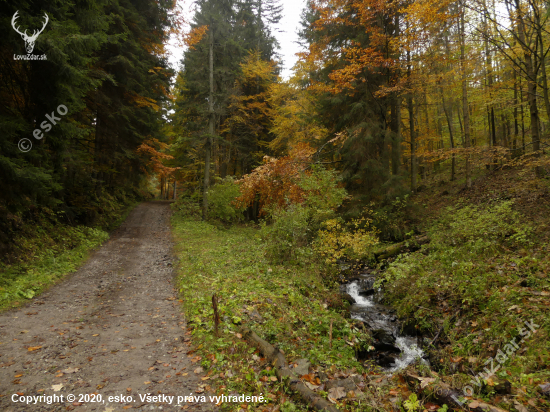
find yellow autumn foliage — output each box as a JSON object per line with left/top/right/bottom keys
{"left": 314, "top": 214, "right": 379, "bottom": 265}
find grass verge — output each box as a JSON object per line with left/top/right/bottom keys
{"left": 0, "top": 201, "right": 139, "bottom": 312}
{"left": 171, "top": 215, "right": 379, "bottom": 411}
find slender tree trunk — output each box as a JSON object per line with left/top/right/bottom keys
{"left": 514, "top": 0, "right": 541, "bottom": 151}
{"left": 513, "top": 68, "right": 519, "bottom": 153}
{"left": 537, "top": 16, "right": 550, "bottom": 124}
{"left": 391, "top": 97, "right": 402, "bottom": 175}
{"left": 202, "top": 30, "right": 215, "bottom": 220}
{"left": 520, "top": 76, "right": 526, "bottom": 153}
{"left": 461, "top": 1, "right": 471, "bottom": 187}
{"left": 441, "top": 90, "right": 456, "bottom": 181}
{"left": 407, "top": 48, "right": 416, "bottom": 191}
{"left": 391, "top": 13, "right": 402, "bottom": 176}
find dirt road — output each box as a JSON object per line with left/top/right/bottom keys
{"left": 0, "top": 202, "right": 215, "bottom": 411}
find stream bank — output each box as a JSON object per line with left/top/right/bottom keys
{"left": 339, "top": 266, "right": 429, "bottom": 372}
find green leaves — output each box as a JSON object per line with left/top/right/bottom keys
{"left": 207, "top": 177, "right": 246, "bottom": 223}
{"left": 403, "top": 393, "right": 420, "bottom": 412}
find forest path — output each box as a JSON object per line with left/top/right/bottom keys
{"left": 0, "top": 202, "right": 214, "bottom": 412}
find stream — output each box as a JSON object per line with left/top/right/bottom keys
{"left": 342, "top": 272, "right": 427, "bottom": 372}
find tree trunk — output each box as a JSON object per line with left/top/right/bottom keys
{"left": 537, "top": 15, "right": 550, "bottom": 125}
{"left": 407, "top": 48, "right": 416, "bottom": 192}
{"left": 514, "top": 0, "right": 541, "bottom": 151}
{"left": 461, "top": 1, "right": 471, "bottom": 188}
{"left": 202, "top": 30, "right": 215, "bottom": 220}
{"left": 441, "top": 90, "right": 456, "bottom": 181}
{"left": 513, "top": 68, "right": 519, "bottom": 153}
{"left": 391, "top": 14, "right": 402, "bottom": 176}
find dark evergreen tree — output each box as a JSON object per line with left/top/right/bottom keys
{"left": 0, "top": 0, "right": 175, "bottom": 257}
{"left": 297, "top": 1, "right": 406, "bottom": 203}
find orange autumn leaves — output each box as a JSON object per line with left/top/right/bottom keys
{"left": 233, "top": 143, "right": 317, "bottom": 215}
{"left": 137, "top": 138, "right": 179, "bottom": 177}
{"left": 304, "top": 0, "right": 454, "bottom": 96}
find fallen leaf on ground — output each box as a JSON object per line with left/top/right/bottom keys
{"left": 27, "top": 346, "right": 42, "bottom": 352}
{"left": 304, "top": 381, "right": 319, "bottom": 390}
{"left": 418, "top": 377, "right": 436, "bottom": 388}
{"left": 194, "top": 367, "right": 203, "bottom": 374}
{"left": 328, "top": 387, "right": 346, "bottom": 400}
{"left": 513, "top": 401, "right": 528, "bottom": 412}
{"left": 62, "top": 368, "right": 80, "bottom": 374}
{"left": 51, "top": 384, "right": 63, "bottom": 392}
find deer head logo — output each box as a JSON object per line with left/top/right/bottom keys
{"left": 11, "top": 11, "right": 49, "bottom": 54}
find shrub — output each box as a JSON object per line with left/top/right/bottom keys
{"left": 432, "top": 200, "right": 533, "bottom": 252}
{"left": 207, "top": 177, "right": 245, "bottom": 222}
{"left": 378, "top": 200, "right": 535, "bottom": 328}
{"left": 172, "top": 194, "right": 201, "bottom": 220}
{"left": 260, "top": 204, "right": 310, "bottom": 263}
{"left": 369, "top": 195, "right": 419, "bottom": 241}
{"left": 314, "top": 214, "right": 379, "bottom": 265}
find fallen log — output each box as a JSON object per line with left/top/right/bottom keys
{"left": 374, "top": 235, "right": 430, "bottom": 261}
{"left": 240, "top": 326, "right": 339, "bottom": 412}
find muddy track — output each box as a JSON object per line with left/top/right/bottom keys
{"left": 0, "top": 202, "right": 215, "bottom": 411}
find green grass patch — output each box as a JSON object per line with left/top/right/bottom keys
{"left": 171, "top": 215, "right": 369, "bottom": 411}
{"left": 0, "top": 225, "right": 108, "bottom": 311}
{"left": 0, "top": 200, "right": 139, "bottom": 311}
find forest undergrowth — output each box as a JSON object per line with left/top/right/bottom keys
{"left": 172, "top": 159, "right": 550, "bottom": 412}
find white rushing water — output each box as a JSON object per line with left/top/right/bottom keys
{"left": 346, "top": 279, "right": 426, "bottom": 372}
{"left": 346, "top": 281, "right": 374, "bottom": 306}
{"left": 386, "top": 336, "right": 427, "bottom": 373}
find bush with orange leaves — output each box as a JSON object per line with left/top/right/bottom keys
{"left": 234, "top": 143, "right": 345, "bottom": 217}
{"left": 234, "top": 144, "right": 349, "bottom": 263}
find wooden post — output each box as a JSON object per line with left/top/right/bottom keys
{"left": 212, "top": 294, "right": 220, "bottom": 337}
{"left": 329, "top": 320, "right": 333, "bottom": 349}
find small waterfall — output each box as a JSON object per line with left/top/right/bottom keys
{"left": 345, "top": 279, "right": 426, "bottom": 372}
{"left": 346, "top": 281, "right": 374, "bottom": 306}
